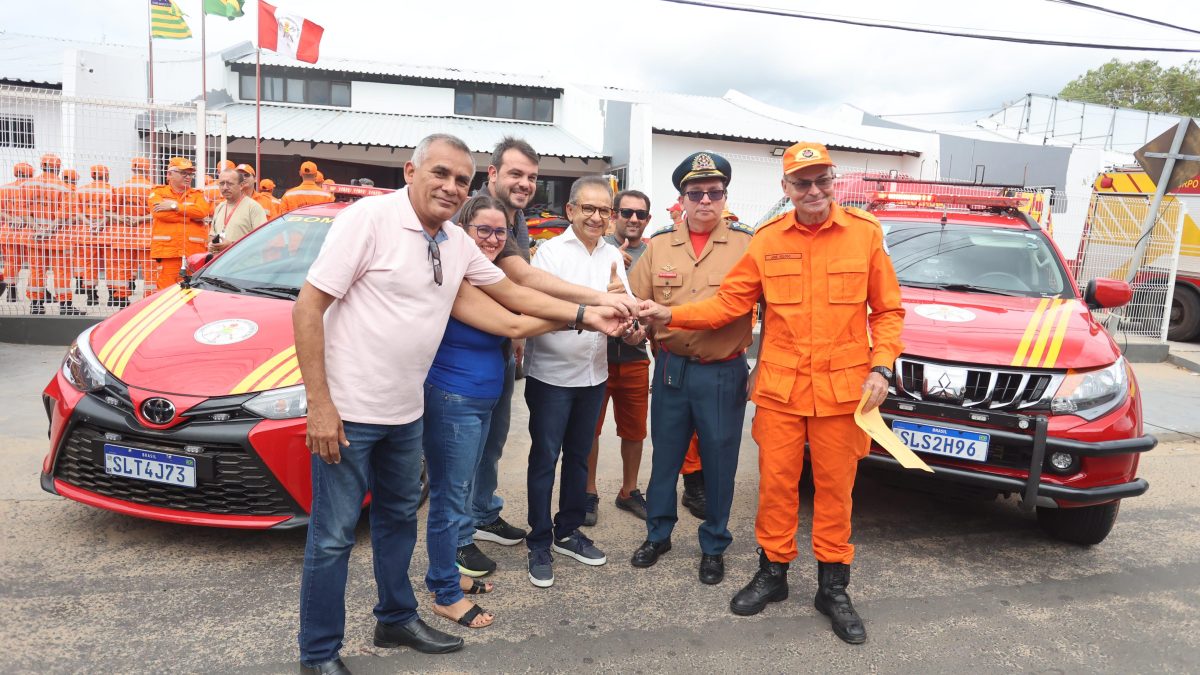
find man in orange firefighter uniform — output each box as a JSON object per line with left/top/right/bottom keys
{"left": 0, "top": 162, "right": 35, "bottom": 302}
{"left": 109, "top": 157, "right": 155, "bottom": 307}
{"left": 280, "top": 161, "right": 333, "bottom": 214}
{"left": 148, "top": 157, "right": 210, "bottom": 292}
{"left": 75, "top": 165, "right": 114, "bottom": 307}
{"left": 258, "top": 178, "right": 282, "bottom": 218}
{"left": 638, "top": 141, "right": 904, "bottom": 644}
{"left": 24, "top": 154, "right": 82, "bottom": 314}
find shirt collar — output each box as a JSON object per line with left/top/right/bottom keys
{"left": 560, "top": 224, "right": 608, "bottom": 252}
{"left": 787, "top": 201, "right": 848, "bottom": 232}
{"left": 396, "top": 186, "right": 448, "bottom": 241}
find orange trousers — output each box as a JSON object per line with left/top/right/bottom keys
{"left": 106, "top": 248, "right": 147, "bottom": 300}
{"left": 153, "top": 257, "right": 185, "bottom": 292}
{"left": 681, "top": 434, "right": 702, "bottom": 475}
{"left": 751, "top": 408, "right": 868, "bottom": 565}
{"left": 26, "top": 245, "right": 73, "bottom": 301}
{"left": 1, "top": 242, "right": 25, "bottom": 282}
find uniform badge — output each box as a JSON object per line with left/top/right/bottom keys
{"left": 692, "top": 153, "right": 716, "bottom": 172}
{"left": 799, "top": 147, "right": 818, "bottom": 160}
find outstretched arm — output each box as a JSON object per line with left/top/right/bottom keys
{"left": 452, "top": 280, "right": 563, "bottom": 338}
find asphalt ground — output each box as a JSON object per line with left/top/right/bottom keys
{"left": 1, "top": 342, "right": 1198, "bottom": 674}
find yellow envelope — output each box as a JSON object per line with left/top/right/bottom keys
{"left": 854, "top": 393, "right": 934, "bottom": 473}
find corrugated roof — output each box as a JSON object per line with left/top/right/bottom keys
{"left": 597, "top": 87, "right": 916, "bottom": 155}
{"left": 229, "top": 51, "right": 556, "bottom": 90}
{"left": 161, "top": 103, "right": 604, "bottom": 158}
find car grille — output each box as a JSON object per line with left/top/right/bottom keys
{"left": 53, "top": 424, "right": 298, "bottom": 516}
{"left": 894, "top": 357, "right": 1063, "bottom": 412}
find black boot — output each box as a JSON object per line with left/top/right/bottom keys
{"left": 86, "top": 288, "right": 99, "bottom": 306}
{"left": 5, "top": 284, "right": 15, "bottom": 302}
{"left": 59, "top": 304, "right": 86, "bottom": 316}
{"left": 814, "top": 562, "right": 866, "bottom": 644}
{"left": 30, "top": 299, "right": 45, "bottom": 315}
{"left": 730, "top": 548, "right": 788, "bottom": 616}
{"left": 681, "top": 470, "right": 706, "bottom": 519}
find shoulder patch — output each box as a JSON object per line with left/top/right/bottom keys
{"left": 755, "top": 211, "right": 789, "bottom": 234}
{"left": 844, "top": 206, "right": 881, "bottom": 225}
{"left": 728, "top": 220, "right": 756, "bottom": 236}
{"left": 650, "top": 224, "right": 676, "bottom": 238}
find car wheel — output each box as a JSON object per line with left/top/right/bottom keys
{"left": 1167, "top": 284, "right": 1200, "bottom": 342}
{"left": 419, "top": 457, "right": 430, "bottom": 508}
{"left": 1036, "top": 500, "right": 1120, "bottom": 546}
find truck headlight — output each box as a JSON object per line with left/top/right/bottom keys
{"left": 1051, "top": 357, "right": 1129, "bottom": 421}
{"left": 242, "top": 385, "right": 308, "bottom": 419}
{"left": 62, "top": 326, "right": 107, "bottom": 392}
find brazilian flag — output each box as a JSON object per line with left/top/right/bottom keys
{"left": 203, "top": 0, "right": 245, "bottom": 20}
{"left": 150, "top": 0, "right": 191, "bottom": 40}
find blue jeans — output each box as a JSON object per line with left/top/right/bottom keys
{"left": 645, "top": 353, "right": 748, "bottom": 554}
{"left": 524, "top": 376, "right": 607, "bottom": 551}
{"left": 465, "top": 354, "right": 514, "bottom": 541}
{"left": 423, "top": 383, "right": 497, "bottom": 606}
{"left": 298, "top": 420, "right": 423, "bottom": 667}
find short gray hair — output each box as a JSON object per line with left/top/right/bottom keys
{"left": 412, "top": 133, "right": 475, "bottom": 173}
{"left": 568, "top": 175, "right": 613, "bottom": 204}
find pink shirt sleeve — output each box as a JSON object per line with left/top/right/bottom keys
{"left": 306, "top": 207, "right": 376, "bottom": 299}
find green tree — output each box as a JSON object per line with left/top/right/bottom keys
{"left": 1059, "top": 59, "right": 1200, "bottom": 117}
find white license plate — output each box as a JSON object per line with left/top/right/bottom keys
{"left": 891, "top": 421, "right": 990, "bottom": 462}
{"left": 103, "top": 444, "right": 197, "bottom": 488}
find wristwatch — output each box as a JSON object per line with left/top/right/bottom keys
{"left": 871, "top": 365, "right": 894, "bottom": 381}
{"left": 569, "top": 304, "right": 586, "bottom": 333}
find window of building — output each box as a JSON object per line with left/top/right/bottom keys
{"left": 285, "top": 78, "right": 306, "bottom": 103}
{"left": 454, "top": 89, "right": 555, "bottom": 122}
{"left": 0, "top": 115, "right": 35, "bottom": 148}
{"left": 331, "top": 82, "right": 351, "bottom": 106}
{"left": 239, "top": 72, "right": 351, "bottom": 107}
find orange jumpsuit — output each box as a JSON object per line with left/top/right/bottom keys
{"left": 280, "top": 179, "right": 333, "bottom": 214}
{"left": 110, "top": 174, "right": 154, "bottom": 302}
{"left": 0, "top": 169, "right": 33, "bottom": 298}
{"left": 148, "top": 185, "right": 210, "bottom": 292}
{"left": 252, "top": 191, "right": 279, "bottom": 220}
{"left": 76, "top": 178, "right": 113, "bottom": 303}
{"left": 669, "top": 203, "right": 904, "bottom": 565}
{"left": 23, "top": 170, "right": 74, "bottom": 303}
{"left": 203, "top": 177, "right": 223, "bottom": 211}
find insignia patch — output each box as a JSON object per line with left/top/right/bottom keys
{"left": 728, "top": 220, "right": 755, "bottom": 236}
{"left": 663, "top": 263, "right": 676, "bottom": 272}
{"left": 799, "top": 148, "right": 817, "bottom": 159}
{"left": 764, "top": 253, "right": 803, "bottom": 261}
{"left": 692, "top": 153, "right": 716, "bottom": 171}
{"left": 194, "top": 319, "right": 259, "bottom": 346}
{"left": 657, "top": 272, "right": 678, "bottom": 278}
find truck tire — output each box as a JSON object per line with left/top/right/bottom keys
{"left": 1167, "top": 284, "right": 1200, "bottom": 342}
{"left": 1036, "top": 500, "right": 1120, "bottom": 546}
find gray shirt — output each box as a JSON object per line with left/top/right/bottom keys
{"left": 604, "top": 234, "right": 650, "bottom": 363}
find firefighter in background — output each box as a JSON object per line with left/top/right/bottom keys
{"left": 258, "top": 178, "right": 282, "bottom": 218}
{"left": 0, "top": 162, "right": 35, "bottom": 302}
{"left": 76, "top": 165, "right": 114, "bottom": 307}
{"left": 236, "top": 164, "right": 277, "bottom": 221}
{"left": 61, "top": 168, "right": 86, "bottom": 302}
{"left": 109, "top": 157, "right": 155, "bottom": 307}
{"left": 24, "top": 154, "right": 82, "bottom": 315}
{"left": 280, "top": 161, "right": 332, "bottom": 213}
{"left": 204, "top": 159, "right": 235, "bottom": 208}
{"left": 148, "top": 157, "right": 210, "bottom": 292}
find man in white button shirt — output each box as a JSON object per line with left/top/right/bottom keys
{"left": 523, "top": 176, "right": 633, "bottom": 588}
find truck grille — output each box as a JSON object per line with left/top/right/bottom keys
{"left": 53, "top": 424, "right": 298, "bottom": 516}
{"left": 894, "top": 357, "right": 1063, "bottom": 412}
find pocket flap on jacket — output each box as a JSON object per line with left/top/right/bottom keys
{"left": 829, "top": 345, "right": 869, "bottom": 370}
{"left": 827, "top": 258, "right": 867, "bottom": 273}
{"left": 760, "top": 347, "right": 799, "bottom": 369}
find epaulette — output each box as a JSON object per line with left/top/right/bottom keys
{"left": 727, "top": 220, "right": 755, "bottom": 236}
{"left": 650, "top": 224, "right": 676, "bottom": 238}
{"left": 844, "top": 205, "right": 881, "bottom": 226}
{"left": 755, "top": 211, "right": 789, "bottom": 234}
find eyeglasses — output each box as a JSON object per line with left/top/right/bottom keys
{"left": 427, "top": 239, "right": 442, "bottom": 286}
{"left": 576, "top": 204, "right": 614, "bottom": 219}
{"left": 617, "top": 208, "right": 650, "bottom": 220}
{"left": 469, "top": 224, "right": 508, "bottom": 241}
{"left": 684, "top": 189, "right": 727, "bottom": 202}
{"left": 785, "top": 175, "right": 835, "bottom": 191}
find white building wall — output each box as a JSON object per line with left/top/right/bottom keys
{"left": 557, "top": 84, "right": 605, "bottom": 155}
{"left": 349, "top": 82, "right": 452, "bottom": 116}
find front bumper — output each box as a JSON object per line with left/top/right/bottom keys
{"left": 869, "top": 396, "right": 1156, "bottom": 507}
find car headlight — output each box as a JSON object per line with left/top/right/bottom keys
{"left": 242, "top": 384, "right": 307, "bottom": 419}
{"left": 1051, "top": 357, "right": 1129, "bottom": 421}
{"left": 62, "top": 326, "right": 107, "bottom": 392}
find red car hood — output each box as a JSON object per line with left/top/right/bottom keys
{"left": 899, "top": 288, "right": 1120, "bottom": 370}
{"left": 90, "top": 285, "right": 300, "bottom": 397}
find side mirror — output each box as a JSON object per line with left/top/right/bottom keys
{"left": 185, "top": 251, "right": 213, "bottom": 274}
{"left": 1084, "top": 278, "right": 1132, "bottom": 310}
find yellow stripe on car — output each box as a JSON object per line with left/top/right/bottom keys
{"left": 110, "top": 289, "right": 200, "bottom": 378}
{"left": 250, "top": 357, "right": 299, "bottom": 393}
{"left": 1011, "top": 297, "right": 1051, "bottom": 366}
{"left": 98, "top": 286, "right": 183, "bottom": 366}
{"left": 1039, "top": 300, "right": 1076, "bottom": 368}
{"left": 1024, "top": 299, "right": 1068, "bottom": 368}
{"left": 230, "top": 345, "right": 296, "bottom": 394}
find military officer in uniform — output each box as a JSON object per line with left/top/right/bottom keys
{"left": 627, "top": 151, "right": 755, "bottom": 586}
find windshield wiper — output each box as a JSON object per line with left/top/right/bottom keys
{"left": 931, "top": 283, "right": 1025, "bottom": 297}
{"left": 246, "top": 285, "right": 300, "bottom": 300}
{"left": 194, "top": 276, "right": 244, "bottom": 293}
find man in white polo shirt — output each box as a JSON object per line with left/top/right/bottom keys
{"left": 523, "top": 175, "right": 642, "bottom": 588}
{"left": 293, "top": 135, "right": 629, "bottom": 675}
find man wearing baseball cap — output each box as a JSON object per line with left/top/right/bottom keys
{"left": 281, "top": 160, "right": 333, "bottom": 214}
{"left": 259, "top": 178, "right": 282, "bottom": 218}
{"left": 638, "top": 141, "right": 904, "bottom": 644}
{"left": 148, "top": 157, "right": 210, "bottom": 292}
{"left": 0, "top": 162, "right": 35, "bottom": 302}
{"left": 235, "top": 163, "right": 277, "bottom": 220}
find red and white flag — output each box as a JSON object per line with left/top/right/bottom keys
{"left": 258, "top": 0, "right": 324, "bottom": 64}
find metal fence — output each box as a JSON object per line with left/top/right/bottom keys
{"left": 0, "top": 87, "right": 226, "bottom": 317}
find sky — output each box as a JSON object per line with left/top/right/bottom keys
{"left": 6, "top": 0, "right": 1198, "bottom": 129}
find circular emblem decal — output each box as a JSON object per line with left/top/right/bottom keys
{"left": 914, "top": 304, "right": 976, "bottom": 323}
{"left": 141, "top": 397, "right": 176, "bottom": 425}
{"left": 800, "top": 148, "right": 816, "bottom": 159}
{"left": 194, "top": 319, "right": 259, "bottom": 346}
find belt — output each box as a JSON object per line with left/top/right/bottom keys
{"left": 659, "top": 345, "right": 744, "bottom": 365}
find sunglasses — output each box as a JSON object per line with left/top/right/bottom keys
{"left": 785, "top": 175, "right": 835, "bottom": 191}
{"left": 617, "top": 208, "right": 650, "bottom": 220}
{"left": 427, "top": 239, "right": 442, "bottom": 286}
{"left": 469, "top": 224, "right": 508, "bottom": 241}
{"left": 684, "top": 189, "right": 726, "bottom": 202}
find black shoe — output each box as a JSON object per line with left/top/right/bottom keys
{"left": 699, "top": 553, "right": 725, "bottom": 585}
{"left": 614, "top": 489, "right": 648, "bottom": 520}
{"left": 30, "top": 299, "right": 45, "bottom": 315}
{"left": 815, "top": 562, "right": 867, "bottom": 644}
{"left": 301, "top": 657, "right": 351, "bottom": 674}
{"left": 107, "top": 296, "right": 130, "bottom": 309}
{"left": 5, "top": 284, "right": 15, "bottom": 302}
{"left": 630, "top": 539, "right": 671, "bottom": 568}
{"left": 59, "top": 304, "right": 86, "bottom": 316}
{"left": 681, "top": 471, "right": 706, "bottom": 519}
{"left": 456, "top": 542, "right": 496, "bottom": 578}
{"left": 730, "top": 548, "right": 789, "bottom": 616}
{"left": 373, "top": 618, "right": 463, "bottom": 654}
{"left": 86, "top": 288, "right": 99, "bottom": 306}
{"left": 474, "top": 515, "right": 526, "bottom": 546}
{"left": 0, "top": 280, "right": 7, "bottom": 298}
{"left": 582, "top": 492, "right": 599, "bottom": 527}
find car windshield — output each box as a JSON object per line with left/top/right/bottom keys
{"left": 194, "top": 212, "right": 335, "bottom": 296}
{"left": 883, "top": 221, "right": 1074, "bottom": 298}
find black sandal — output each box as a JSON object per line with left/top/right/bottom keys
{"left": 464, "top": 578, "right": 493, "bottom": 595}
{"left": 440, "top": 603, "right": 492, "bottom": 629}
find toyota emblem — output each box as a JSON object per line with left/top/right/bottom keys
{"left": 141, "top": 397, "right": 176, "bottom": 425}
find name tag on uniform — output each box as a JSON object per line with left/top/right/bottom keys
{"left": 657, "top": 272, "right": 678, "bottom": 278}
{"left": 765, "top": 253, "right": 803, "bottom": 261}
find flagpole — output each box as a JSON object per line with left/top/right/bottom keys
{"left": 200, "top": 7, "right": 208, "bottom": 180}
{"left": 255, "top": 1, "right": 262, "bottom": 178}
{"left": 147, "top": 2, "right": 157, "bottom": 171}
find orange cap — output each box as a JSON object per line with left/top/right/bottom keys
{"left": 300, "top": 161, "right": 318, "bottom": 175}
{"left": 315, "top": 171, "right": 325, "bottom": 183}
{"left": 131, "top": 157, "right": 151, "bottom": 174}
{"left": 782, "top": 142, "right": 833, "bottom": 175}
{"left": 217, "top": 159, "right": 235, "bottom": 171}
{"left": 90, "top": 164, "right": 109, "bottom": 180}
{"left": 167, "top": 157, "right": 195, "bottom": 172}
{"left": 40, "top": 153, "right": 62, "bottom": 170}
{"left": 14, "top": 163, "right": 34, "bottom": 178}
{"left": 322, "top": 178, "right": 335, "bottom": 186}
{"left": 205, "top": 175, "right": 217, "bottom": 185}
{"left": 62, "top": 169, "right": 79, "bottom": 184}
{"left": 667, "top": 203, "right": 682, "bottom": 213}
{"left": 235, "top": 163, "right": 256, "bottom": 176}
{"left": 259, "top": 178, "right": 275, "bottom": 190}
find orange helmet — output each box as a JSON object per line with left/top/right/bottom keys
{"left": 131, "top": 157, "right": 151, "bottom": 174}
{"left": 315, "top": 171, "right": 325, "bottom": 183}
{"left": 90, "top": 165, "right": 110, "bottom": 180}
{"left": 40, "top": 153, "right": 62, "bottom": 171}
{"left": 62, "top": 169, "right": 80, "bottom": 184}
{"left": 14, "top": 163, "right": 34, "bottom": 178}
